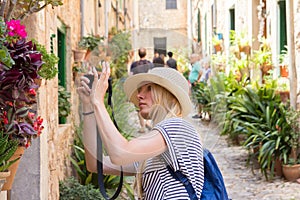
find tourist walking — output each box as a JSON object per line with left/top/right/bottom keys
{"left": 188, "top": 53, "right": 204, "bottom": 119}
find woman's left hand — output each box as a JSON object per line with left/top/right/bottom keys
{"left": 90, "top": 61, "right": 110, "bottom": 105}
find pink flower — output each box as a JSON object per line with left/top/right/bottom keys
{"left": 6, "top": 19, "right": 27, "bottom": 39}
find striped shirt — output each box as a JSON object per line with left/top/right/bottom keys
{"left": 140, "top": 117, "right": 204, "bottom": 199}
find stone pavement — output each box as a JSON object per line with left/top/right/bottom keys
{"left": 188, "top": 116, "right": 300, "bottom": 200}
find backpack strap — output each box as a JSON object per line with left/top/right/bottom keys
{"left": 166, "top": 165, "right": 198, "bottom": 200}
{"left": 96, "top": 78, "right": 123, "bottom": 200}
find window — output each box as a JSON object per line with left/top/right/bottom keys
{"left": 229, "top": 8, "right": 235, "bottom": 31}
{"left": 166, "top": 0, "right": 177, "bottom": 9}
{"left": 154, "top": 37, "right": 167, "bottom": 56}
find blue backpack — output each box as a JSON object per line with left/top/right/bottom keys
{"left": 167, "top": 148, "right": 230, "bottom": 200}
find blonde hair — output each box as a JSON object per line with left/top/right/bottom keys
{"left": 134, "top": 83, "right": 182, "bottom": 198}
{"left": 149, "top": 84, "right": 182, "bottom": 124}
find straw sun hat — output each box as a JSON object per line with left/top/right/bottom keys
{"left": 123, "top": 67, "right": 193, "bottom": 117}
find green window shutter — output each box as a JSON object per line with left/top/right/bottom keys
{"left": 57, "top": 28, "right": 67, "bottom": 124}
{"left": 278, "top": 0, "right": 287, "bottom": 52}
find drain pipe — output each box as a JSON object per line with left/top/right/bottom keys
{"left": 80, "top": 0, "right": 84, "bottom": 37}
{"left": 286, "top": 0, "right": 297, "bottom": 109}
{"left": 104, "top": 0, "right": 109, "bottom": 39}
{"left": 187, "top": 0, "right": 192, "bottom": 54}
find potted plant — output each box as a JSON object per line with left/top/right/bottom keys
{"left": 276, "top": 77, "right": 290, "bottom": 103}
{"left": 252, "top": 37, "right": 273, "bottom": 81}
{"left": 281, "top": 108, "right": 300, "bottom": 181}
{"left": 0, "top": 131, "right": 19, "bottom": 191}
{"left": 73, "top": 49, "right": 87, "bottom": 62}
{"left": 212, "top": 35, "right": 222, "bottom": 52}
{"left": 278, "top": 47, "right": 288, "bottom": 77}
{"left": 77, "top": 33, "right": 104, "bottom": 61}
{"left": 0, "top": 19, "right": 44, "bottom": 147}
{"left": 0, "top": 18, "right": 45, "bottom": 190}
{"left": 236, "top": 31, "right": 252, "bottom": 55}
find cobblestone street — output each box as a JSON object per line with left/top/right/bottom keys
{"left": 189, "top": 117, "right": 300, "bottom": 200}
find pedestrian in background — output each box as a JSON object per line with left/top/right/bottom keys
{"left": 152, "top": 51, "right": 159, "bottom": 62}
{"left": 153, "top": 55, "right": 165, "bottom": 68}
{"left": 202, "top": 57, "right": 211, "bottom": 84}
{"left": 129, "top": 48, "right": 153, "bottom": 132}
{"left": 188, "top": 53, "right": 204, "bottom": 119}
{"left": 166, "top": 51, "right": 177, "bottom": 70}
{"left": 129, "top": 48, "right": 153, "bottom": 75}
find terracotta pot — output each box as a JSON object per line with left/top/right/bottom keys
{"left": 214, "top": 44, "right": 222, "bottom": 52}
{"left": 279, "top": 65, "right": 288, "bottom": 77}
{"left": 84, "top": 50, "right": 92, "bottom": 61}
{"left": 0, "top": 171, "right": 11, "bottom": 191}
{"left": 73, "top": 49, "right": 87, "bottom": 62}
{"left": 274, "top": 158, "right": 283, "bottom": 177}
{"left": 279, "top": 91, "right": 290, "bottom": 103}
{"left": 282, "top": 164, "right": 300, "bottom": 181}
{"left": 260, "top": 64, "right": 273, "bottom": 73}
{"left": 2, "top": 147, "right": 25, "bottom": 191}
{"left": 240, "top": 45, "right": 251, "bottom": 55}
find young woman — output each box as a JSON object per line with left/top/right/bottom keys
{"left": 77, "top": 64, "right": 204, "bottom": 199}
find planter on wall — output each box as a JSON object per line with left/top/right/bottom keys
{"left": 279, "top": 65, "right": 288, "bottom": 77}
{"left": 260, "top": 64, "right": 273, "bottom": 83}
{"left": 73, "top": 49, "right": 87, "bottom": 62}
{"left": 2, "top": 147, "right": 25, "bottom": 191}
{"left": 0, "top": 171, "right": 11, "bottom": 191}
{"left": 214, "top": 44, "right": 222, "bottom": 52}
{"left": 240, "top": 45, "right": 251, "bottom": 55}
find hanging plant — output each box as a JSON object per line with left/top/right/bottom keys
{"left": 32, "top": 39, "right": 59, "bottom": 80}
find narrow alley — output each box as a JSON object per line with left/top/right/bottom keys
{"left": 189, "top": 117, "right": 300, "bottom": 200}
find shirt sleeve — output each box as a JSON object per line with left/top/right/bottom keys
{"left": 153, "top": 118, "right": 203, "bottom": 171}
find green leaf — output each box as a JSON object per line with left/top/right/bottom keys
{"left": 15, "top": 107, "right": 29, "bottom": 117}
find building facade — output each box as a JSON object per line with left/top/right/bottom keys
{"left": 193, "top": 0, "right": 300, "bottom": 105}
{"left": 131, "top": 0, "right": 191, "bottom": 66}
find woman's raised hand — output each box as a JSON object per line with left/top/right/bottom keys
{"left": 90, "top": 61, "right": 111, "bottom": 105}
{"left": 77, "top": 73, "right": 93, "bottom": 104}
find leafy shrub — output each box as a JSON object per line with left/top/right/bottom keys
{"left": 58, "top": 85, "right": 71, "bottom": 118}
{"left": 33, "top": 39, "right": 59, "bottom": 80}
{"left": 59, "top": 177, "right": 104, "bottom": 200}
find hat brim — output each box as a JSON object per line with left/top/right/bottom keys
{"left": 123, "top": 73, "right": 192, "bottom": 117}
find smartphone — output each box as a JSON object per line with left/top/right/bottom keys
{"left": 84, "top": 74, "right": 94, "bottom": 89}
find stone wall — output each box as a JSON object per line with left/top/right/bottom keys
{"left": 1, "top": 1, "right": 134, "bottom": 199}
